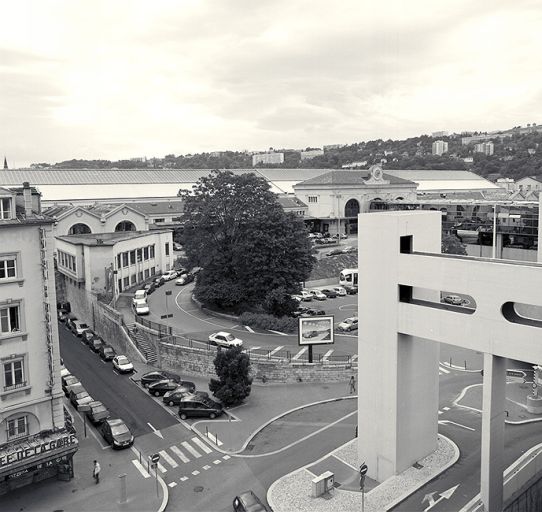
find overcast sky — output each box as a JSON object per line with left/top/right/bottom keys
{"left": 1, "top": 0, "right": 541, "bottom": 167}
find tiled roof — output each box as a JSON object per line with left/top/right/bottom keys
{"left": 57, "top": 229, "right": 171, "bottom": 246}
{"left": 296, "top": 170, "right": 415, "bottom": 186}
{"left": 277, "top": 195, "right": 308, "bottom": 209}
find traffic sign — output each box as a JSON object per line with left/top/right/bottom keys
{"left": 165, "top": 290, "right": 172, "bottom": 296}
{"left": 359, "top": 462, "right": 368, "bottom": 491}
{"left": 359, "top": 463, "right": 368, "bottom": 476}
{"left": 150, "top": 453, "right": 160, "bottom": 464}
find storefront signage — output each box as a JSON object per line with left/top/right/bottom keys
{"left": 0, "top": 433, "right": 77, "bottom": 468}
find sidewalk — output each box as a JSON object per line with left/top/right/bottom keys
{"left": 0, "top": 406, "right": 167, "bottom": 512}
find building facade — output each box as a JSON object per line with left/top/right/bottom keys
{"left": 0, "top": 183, "right": 77, "bottom": 494}
{"left": 474, "top": 141, "right": 495, "bottom": 156}
{"left": 432, "top": 140, "right": 449, "bottom": 156}
{"left": 300, "top": 149, "right": 324, "bottom": 160}
{"left": 252, "top": 152, "right": 285, "bottom": 166}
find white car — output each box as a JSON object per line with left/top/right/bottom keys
{"left": 71, "top": 320, "right": 90, "bottom": 336}
{"left": 309, "top": 289, "right": 327, "bottom": 301}
{"left": 291, "top": 294, "right": 303, "bottom": 302}
{"left": 337, "top": 317, "right": 358, "bottom": 332}
{"left": 132, "top": 289, "right": 147, "bottom": 304}
{"left": 112, "top": 355, "right": 134, "bottom": 374}
{"left": 133, "top": 299, "right": 149, "bottom": 315}
{"left": 162, "top": 270, "right": 179, "bottom": 281}
{"left": 299, "top": 290, "right": 313, "bottom": 301}
{"left": 208, "top": 331, "right": 243, "bottom": 348}
{"left": 333, "top": 286, "right": 347, "bottom": 296}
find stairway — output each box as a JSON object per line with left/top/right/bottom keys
{"left": 125, "top": 322, "right": 158, "bottom": 364}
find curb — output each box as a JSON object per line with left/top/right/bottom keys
{"left": 440, "top": 361, "right": 482, "bottom": 373}
{"left": 156, "top": 471, "right": 169, "bottom": 512}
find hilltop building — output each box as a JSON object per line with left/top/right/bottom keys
{"left": 432, "top": 140, "right": 449, "bottom": 156}
{"left": 252, "top": 152, "right": 284, "bottom": 166}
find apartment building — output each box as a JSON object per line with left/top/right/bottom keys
{"left": 432, "top": 140, "right": 449, "bottom": 156}
{"left": 474, "top": 141, "right": 495, "bottom": 156}
{"left": 252, "top": 152, "right": 284, "bottom": 166}
{"left": 0, "top": 183, "right": 76, "bottom": 494}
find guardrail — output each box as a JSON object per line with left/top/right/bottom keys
{"left": 135, "top": 316, "right": 172, "bottom": 337}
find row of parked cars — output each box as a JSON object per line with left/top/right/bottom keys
{"left": 140, "top": 370, "right": 224, "bottom": 420}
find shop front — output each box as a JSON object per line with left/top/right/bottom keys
{"left": 0, "top": 429, "right": 78, "bottom": 495}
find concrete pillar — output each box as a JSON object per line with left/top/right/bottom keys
{"left": 495, "top": 233, "right": 504, "bottom": 260}
{"left": 480, "top": 353, "right": 506, "bottom": 511}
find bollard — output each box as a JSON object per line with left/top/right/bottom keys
{"left": 449, "top": 357, "right": 452, "bottom": 368}
{"left": 464, "top": 360, "right": 467, "bottom": 370}
{"left": 119, "top": 473, "right": 127, "bottom": 504}
{"left": 139, "top": 450, "right": 142, "bottom": 464}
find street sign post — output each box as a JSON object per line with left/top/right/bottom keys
{"left": 150, "top": 453, "right": 160, "bottom": 464}
{"left": 359, "top": 463, "right": 368, "bottom": 512}
{"left": 150, "top": 453, "right": 160, "bottom": 497}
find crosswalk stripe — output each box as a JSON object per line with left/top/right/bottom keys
{"left": 170, "top": 445, "right": 189, "bottom": 463}
{"left": 244, "top": 325, "right": 254, "bottom": 333}
{"left": 182, "top": 441, "right": 202, "bottom": 458}
{"left": 223, "top": 455, "right": 231, "bottom": 460}
{"left": 438, "top": 410, "right": 443, "bottom": 415}
{"left": 180, "top": 476, "right": 188, "bottom": 482}
{"left": 292, "top": 347, "right": 307, "bottom": 360}
{"left": 192, "top": 470, "right": 200, "bottom": 476}
{"left": 168, "top": 482, "right": 177, "bottom": 488}
{"left": 192, "top": 437, "right": 213, "bottom": 454}
{"left": 157, "top": 462, "right": 167, "bottom": 473}
{"left": 132, "top": 459, "right": 150, "bottom": 478}
{"left": 439, "top": 365, "right": 450, "bottom": 374}
{"left": 213, "top": 459, "right": 221, "bottom": 465}
{"left": 443, "top": 406, "right": 450, "bottom": 411}
{"left": 159, "top": 450, "right": 178, "bottom": 468}
{"left": 269, "top": 346, "right": 284, "bottom": 356}
{"left": 203, "top": 465, "right": 211, "bottom": 470}
{"left": 205, "top": 432, "right": 223, "bottom": 446}
{"left": 322, "top": 349, "right": 334, "bottom": 361}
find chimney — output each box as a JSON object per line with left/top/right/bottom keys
{"left": 22, "top": 182, "right": 33, "bottom": 216}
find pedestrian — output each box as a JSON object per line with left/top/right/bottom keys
{"left": 349, "top": 375, "right": 356, "bottom": 394}
{"left": 93, "top": 460, "right": 101, "bottom": 484}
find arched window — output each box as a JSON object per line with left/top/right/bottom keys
{"left": 115, "top": 221, "right": 136, "bottom": 232}
{"left": 68, "top": 223, "right": 91, "bottom": 235}
{"left": 344, "top": 199, "right": 360, "bottom": 218}
{"left": 395, "top": 196, "right": 404, "bottom": 201}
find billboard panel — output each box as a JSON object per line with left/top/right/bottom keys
{"left": 298, "top": 316, "right": 334, "bottom": 346}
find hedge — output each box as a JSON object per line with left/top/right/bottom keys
{"left": 239, "top": 312, "right": 297, "bottom": 333}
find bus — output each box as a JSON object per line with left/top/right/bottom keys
{"left": 339, "top": 268, "right": 358, "bottom": 286}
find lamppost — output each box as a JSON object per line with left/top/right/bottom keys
{"left": 335, "top": 192, "right": 342, "bottom": 245}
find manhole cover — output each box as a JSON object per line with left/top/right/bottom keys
{"left": 245, "top": 444, "right": 254, "bottom": 451}
{"left": 413, "top": 462, "right": 424, "bottom": 470}
{"left": 194, "top": 486, "right": 204, "bottom": 493}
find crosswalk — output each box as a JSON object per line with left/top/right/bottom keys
{"left": 439, "top": 364, "right": 451, "bottom": 376}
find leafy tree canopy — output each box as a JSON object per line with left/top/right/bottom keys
{"left": 180, "top": 171, "right": 314, "bottom": 312}
{"left": 442, "top": 235, "right": 468, "bottom": 255}
{"left": 209, "top": 347, "right": 252, "bottom": 407}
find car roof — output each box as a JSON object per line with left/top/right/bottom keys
{"left": 214, "top": 331, "right": 231, "bottom": 336}
{"left": 106, "top": 418, "right": 125, "bottom": 426}
{"left": 238, "top": 490, "right": 266, "bottom": 509}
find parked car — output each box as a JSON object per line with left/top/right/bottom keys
{"left": 132, "top": 290, "right": 147, "bottom": 305}
{"left": 208, "top": 331, "right": 243, "bottom": 348}
{"left": 299, "top": 290, "right": 313, "bottom": 302}
{"left": 142, "top": 282, "right": 156, "bottom": 295}
{"left": 175, "top": 272, "right": 194, "bottom": 285}
{"left": 62, "top": 375, "right": 80, "bottom": 396}
{"left": 291, "top": 306, "right": 310, "bottom": 318}
{"left": 320, "top": 288, "right": 337, "bottom": 298}
{"left": 333, "top": 233, "right": 348, "bottom": 239}
{"left": 153, "top": 276, "right": 165, "bottom": 288}
{"left": 99, "top": 344, "right": 116, "bottom": 361}
{"left": 133, "top": 299, "right": 150, "bottom": 316}
{"left": 178, "top": 396, "right": 224, "bottom": 420}
{"left": 140, "top": 370, "right": 182, "bottom": 388}
{"left": 148, "top": 379, "right": 181, "bottom": 397}
{"left": 70, "top": 320, "right": 91, "bottom": 337}
{"left": 163, "top": 388, "right": 205, "bottom": 407}
{"left": 443, "top": 294, "right": 463, "bottom": 305}
{"left": 309, "top": 289, "right": 327, "bottom": 301}
{"left": 69, "top": 384, "right": 93, "bottom": 410}
{"left": 161, "top": 269, "right": 178, "bottom": 281}
{"left": 300, "top": 308, "right": 326, "bottom": 317}
{"left": 81, "top": 330, "right": 96, "bottom": 344}
{"left": 333, "top": 286, "right": 347, "bottom": 296}
{"left": 233, "top": 491, "right": 268, "bottom": 512}
{"left": 57, "top": 308, "right": 69, "bottom": 322}
{"left": 99, "top": 418, "right": 134, "bottom": 449}
{"left": 60, "top": 367, "right": 71, "bottom": 379}
{"left": 343, "top": 284, "right": 358, "bottom": 295}
{"left": 342, "top": 246, "right": 356, "bottom": 253}
{"left": 326, "top": 249, "right": 343, "bottom": 257}
{"left": 291, "top": 294, "right": 303, "bottom": 303}
{"left": 85, "top": 401, "right": 110, "bottom": 425}
{"left": 337, "top": 317, "right": 358, "bottom": 332}
{"left": 112, "top": 355, "right": 134, "bottom": 374}
{"left": 89, "top": 336, "right": 105, "bottom": 353}
{"left": 65, "top": 314, "right": 78, "bottom": 329}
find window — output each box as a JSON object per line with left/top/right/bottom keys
{"left": 138, "top": 271, "right": 143, "bottom": 282}
{"left": 144, "top": 269, "right": 149, "bottom": 279}
{"left": 137, "top": 249, "right": 142, "bottom": 262}
{"left": 130, "top": 274, "right": 136, "bottom": 285}
{"left": 123, "top": 277, "right": 130, "bottom": 288}
{"left": 4, "top": 359, "right": 25, "bottom": 390}
{"left": 72, "top": 255, "right": 76, "bottom": 272}
{"left": 118, "top": 278, "right": 122, "bottom": 292}
{"left": 150, "top": 267, "right": 156, "bottom": 276}
{"left": 122, "top": 252, "right": 129, "bottom": 268}
{"left": 308, "top": 196, "right": 318, "bottom": 203}
{"left": 7, "top": 416, "right": 27, "bottom": 439}
{"left": 143, "top": 247, "right": 149, "bottom": 260}
{"left": 165, "top": 243, "right": 170, "bottom": 256}
{"left": 0, "top": 198, "right": 11, "bottom": 220}
{"left": 117, "top": 254, "right": 121, "bottom": 268}
{"left": 0, "top": 258, "right": 16, "bottom": 279}
{"left": 130, "top": 251, "right": 136, "bottom": 265}
{"left": 0, "top": 305, "right": 20, "bottom": 333}
{"left": 154, "top": 218, "right": 165, "bottom": 223}
{"left": 150, "top": 245, "right": 155, "bottom": 259}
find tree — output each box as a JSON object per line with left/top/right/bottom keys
{"left": 209, "top": 347, "right": 252, "bottom": 407}
{"left": 180, "top": 171, "right": 315, "bottom": 312}
{"left": 442, "top": 235, "right": 467, "bottom": 255}
{"left": 262, "top": 287, "right": 299, "bottom": 317}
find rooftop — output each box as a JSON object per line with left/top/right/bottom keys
{"left": 56, "top": 229, "right": 171, "bottom": 246}
{"left": 295, "top": 170, "right": 415, "bottom": 187}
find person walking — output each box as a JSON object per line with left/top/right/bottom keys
{"left": 349, "top": 375, "right": 356, "bottom": 394}
{"left": 93, "top": 460, "right": 101, "bottom": 484}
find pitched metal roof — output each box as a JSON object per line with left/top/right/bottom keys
{"left": 296, "top": 170, "right": 415, "bottom": 186}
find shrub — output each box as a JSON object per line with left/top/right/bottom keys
{"left": 239, "top": 312, "right": 298, "bottom": 333}
{"left": 209, "top": 347, "right": 252, "bottom": 407}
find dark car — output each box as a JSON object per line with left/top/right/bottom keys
{"left": 62, "top": 375, "right": 80, "bottom": 396}
{"left": 299, "top": 308, "right": 326, "bottom": 317}
{"left": 148, "top": 379, "right": 185, "bottom": 397}
{"left": 343, "top": 284, "right": 358, "bottom": 295}
{"left": 326, "top": 249, "right": 343, "bottom": 257}
{"left": 68, "top": 384, "right": 93, "bottom": 410}
{"left": 99, "top": 344, "right": 116, "bottom": 361}
{"left": 153, "top": 276, "right": 165, "bottom": 288}
{"left": 233, "top": 491, "right": 268, "bottom": 512}
{"left": 85, "top": 401, "right": 110, "bottom": 425}
{"left": 81, "top": 330, "right": 96, "bottom": 344}
{"left": 99, "top": 418, "right": 134, "bottom": 449}
{"left": 163, "top": 389, "right": 208, "bottom": 407}
{"left": 65, "top": 315, "right": 78, "bottom": 331}
{"left": 320, "top": 288, "right": 338, "bottom": 298}
{"left": 57, "top": 308, "right": 69, "bottom": 322}
{"left": 140, "top": 370, "right": 181, "bottom": 388}
{"left": 143, "top": 282, "right": 156, "bottom": 295}
{"left": 178, "top": 396, "right": 223, "bottom": 420}
{"left": 291, "top": 306, "right": 310, "bottom": 318}
{"left": 175, "top": 272, "right": 194, "bottom": 286}
{"left": 89, "top": 336, "right": 105, "bottom": 353}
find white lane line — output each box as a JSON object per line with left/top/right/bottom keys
{"left": 192, "top": 470, "right": 200, "bottom": 476}
{"left": 213, "top": 459, "right": 221, "bottom": 465}
{"left": 244, "top": 346, "right": 261, "bottom": 353}
{"left": 170, "top": 445, "right": 190, "bottom": 463}
{"left": 180, "top": 476, "right": 189, "bottom": 482}
{"left": 192, "top": 437, "right": 213, "bottom": 454}
{"left": 132, "top": 459, "right": 151, "bottom": 478}
{"left": 322, "top": 349, "right": 334, "bottom": 361}
{"left": 292, "top": 347, "right": 307, "bottom": 360}
{"left": 159, "top": 450, "right": 178, "bottom": 469}
{"left": 269, "top": 346, "right": 284, "bottom": 356}
{"left": 205, "top": 432, "right": 223, "bottom": 446}
{"left": 113, "top": 369, "right": 120, "bottom": 376}
{"left": 267, "top": 330, "right": 288, "bottom": 336}
{"left": 168, "top": 482, "right": 177, "bottom": 488}
{"left": 443, "top": 406, "right": 450, "bottom": 411}
{"left": 223, "top": 455, "right": 231, "bottom": 460}
{"left": 439, "top": 420, "right": 476, "bottom": 431}
{"left": 182, "top": 441, "right": 202, "bottom": 458}
{"left": 439, "top": 365, "right": 451, "bottom": 374}
{"left": 438, "top": 410, "right": 443, "bottom": 415}
{"left": 244, "top": 325, "right": 255, "bottom": 333}
{"left": 157, "top": 462, "right": 167, "bottom": 473}
{"left": 202, "top": 465, "right": 211, "bottom": 470}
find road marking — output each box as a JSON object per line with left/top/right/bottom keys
{"left": 244, "top": 325, "right": 254, "bottom": 333}
{"left": 202, "top": 465, "right": 211, "bottom": 470}
{"left": 423, "top": 485, "right": 459, "bottom": 511}
{"left": 443, "top": 406, "right": 450, "bottom": 411}
{"left": 439, "top": 365, "right": 450, "bottom": 374}
{"left": 192, "top": 437, "right": 212, "bottom": 454}
{"left": 322, "top": 349, "right": 334, "bottom": 361}
{"left": 113, "top": 369, "right": 120, "bottom": 376}
{"left": 438, "top": 420, "right": 475, "bottom": 431}
{"left": 191, "top": 470, "right": 200, "bottom": 476}
{"left": 223, "top": 455, "right": 231, "bottom": 460}
{"left": 292, "top": 347, "right": 307, "bottom": 360}
{"left": 351, "top": 355, "right": 358, "bottom": 361}
{"left": 205, "top": 431, "right": 223, "bottom": 446}
{"left": 159, "top": 450, "right": 178, "bottom": 468}
{"left": 132, "top": 459, "right": 150, "bottom": 478}
{"left": 182, "top": 441, "right": 202, "bottom": 458}
{"left": 170, "top": 445, "right": 190, "bottom": 463}
{"left": 168, "top": 482, "right": 177, "bottom": 488}
{"left": 269, "top": 346, "right": 284, "bottom": 356}
{"left": 100, "top": 359, "right": 106, "bottom": 365}
{"left": 213, "top": 459, "right": 221, "bottom": 465}
{"left": 147, "top": 422, "right": 164, "bottom": 439}
{"left": 244, "top": 346, "right": 260, "bottom": 353}
{"left": 438, "top": 410, "right": 443, "bottom": 415}
{"left": 180, "top": 476, "right": 188, "bottom": 482}
{"left": 157, "top": 462, "right": 167, "bottom": 473}
{"left": 267, "top": 330, "right": 288, "bottom": 336}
